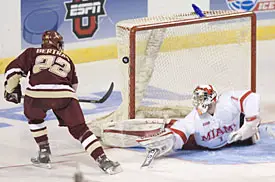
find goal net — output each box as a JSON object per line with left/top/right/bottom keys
{"left": 88, "top": 10, "right": 256, "bottom": 139}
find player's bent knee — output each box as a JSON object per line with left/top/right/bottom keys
{"left": 68, "top": 123, "right": 90, "bottom": 140}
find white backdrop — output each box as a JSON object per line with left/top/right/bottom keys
{"left": 148, "top": 0, "right": 209, "bottom": 16}
{"left": 0, "top": 0, "right": 21, "bottom": 58}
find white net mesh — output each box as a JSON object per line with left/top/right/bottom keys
{"left": 88, "top": 11, "right": 255, "bottom": 137}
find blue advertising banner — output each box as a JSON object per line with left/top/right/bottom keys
{"left": 210, "top": 0, "right": 275, "bottom": 19}
{"left": 21, "top": 0, "right": 147, "bottom": 48}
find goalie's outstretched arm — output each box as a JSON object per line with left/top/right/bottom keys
{"left": 228, "top": 91, "right": 261, "bottom": 144}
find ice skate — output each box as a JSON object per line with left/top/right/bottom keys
{"left": 31, "top": 143, "right": 52, "bottom": 169}
{"left": 96, "top": 154, "right": 122, "bottom": 175}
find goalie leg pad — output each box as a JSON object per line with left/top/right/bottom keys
{"left": 136, "top": 129, "right": 175, "bottom": 157}
{"left": 100, "top": 118, "right": 167, "bottom": 147}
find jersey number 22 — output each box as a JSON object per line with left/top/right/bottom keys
{"left": 33, "top": 55, "right": 71, "bottom": 77}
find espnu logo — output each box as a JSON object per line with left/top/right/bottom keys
{"left": 65, "top": 0, "right": 106, "bottom": 39}
{"left": 226, "top": 0, "right": 275, "bottom": 12}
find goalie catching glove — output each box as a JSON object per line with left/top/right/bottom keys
{"left": 4, "top": 84, "right": 22, "bottom": 104}
{"left": 136, "top": 128, "right": 176, "bottom": 158}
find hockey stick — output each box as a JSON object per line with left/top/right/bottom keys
{"left": 78, "top": 82, "right": 114, "bottom": 103}
{"left": 22, "top": 82, "right": 114, "bottom": 104}
{"left": 141, "top": 148, "right": 160, "bottom": 168}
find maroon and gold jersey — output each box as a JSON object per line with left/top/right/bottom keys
{"left": 5, "top": 48, "right": 78, "bottom": 99}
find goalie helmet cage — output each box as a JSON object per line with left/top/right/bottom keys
{"left": 89, "top": 10, "right": 256, "bottom": 135}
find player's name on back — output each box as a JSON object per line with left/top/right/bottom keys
{"left": 36, "top": 48, "right": 69, "bottom": 59}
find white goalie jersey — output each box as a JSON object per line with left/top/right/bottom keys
{"left": 170, "top": 90, "right": 260, "bottom": 150}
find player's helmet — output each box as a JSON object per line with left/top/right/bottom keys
{"left": 41, "top": 30, "right": 64, "bottom": 51}
{"left": 192, "top": 85, "right": 218, "bottom": 115}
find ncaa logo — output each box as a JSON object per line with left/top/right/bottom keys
{"left": 64, "top": 0, "right": 106, "bottom": 39}
{"left": 226, "top": 0, "right": 258, "bottom": 11}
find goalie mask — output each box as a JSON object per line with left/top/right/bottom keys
{"left": 41, "top": 30, "right": 64, "bottom": 51}
{"left": 192, "top": 85, "right": 217, "bottom": 115}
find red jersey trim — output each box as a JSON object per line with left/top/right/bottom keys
{"left": 240, "top": 91, "right": 253, "bottom": 113}
{"left": 170, "top": 128, "right": 188, "bottom": 144}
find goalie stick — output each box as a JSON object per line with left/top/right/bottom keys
{"left": 22, "top": 82, "right": 114, "bottom": 104}
{"left": 141, "top": 148, "right": 160, "bottom": 168}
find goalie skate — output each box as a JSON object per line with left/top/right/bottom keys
{"left": 141, "top": 148, "right": 160, "bottom": 168}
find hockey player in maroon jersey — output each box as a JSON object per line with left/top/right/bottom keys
{"left": 4, "top": 30, "right": 122, "bottom": 174}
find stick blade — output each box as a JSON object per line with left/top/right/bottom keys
{"left": 141, "top": 148, "right": 160, "bottom": 168}
{"left": 92, "top": 82, "right": 114, "bottom": 103}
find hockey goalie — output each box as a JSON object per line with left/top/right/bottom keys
{"left": 101, "top": 85, "right": 261, "bottom": 167}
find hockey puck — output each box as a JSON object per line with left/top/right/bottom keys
{"left": 23, "top": 8, "right": 59, "bottom": 44}
{"left": 122, "top": 56, "right": 129, "bottom": 64}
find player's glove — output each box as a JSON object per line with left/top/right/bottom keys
{"left": 4, "top": 84, "right": 22, "bottom": 104}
